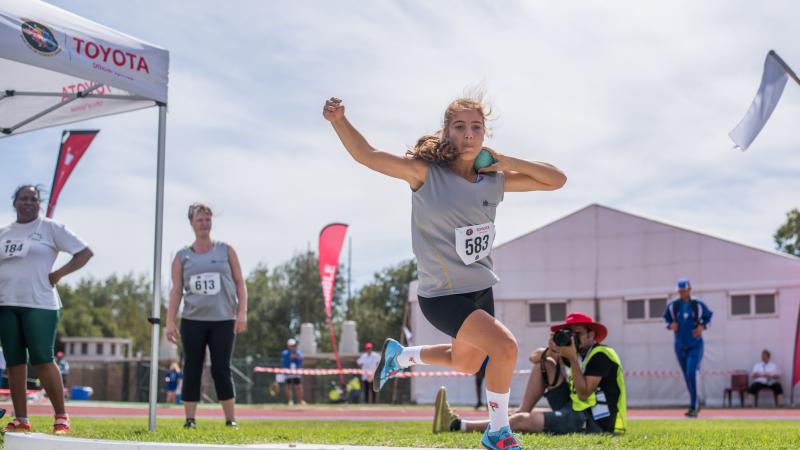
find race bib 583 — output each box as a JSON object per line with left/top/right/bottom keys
{"left": 454, "top": 223, "right": 495, "bottom": 265}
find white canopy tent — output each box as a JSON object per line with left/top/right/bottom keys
{"left": 0, "top": 0, "right": 168, "bottom": 430}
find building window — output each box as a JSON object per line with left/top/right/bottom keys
{"left": 549, "top": 303, "right": 566, "bottom": 322}
{"left": 648, "top": 298, "right": 667, "bottom": 319}
{"left": 625, "top": 298, "right": 667, "bottom": 321}
{"left": 529, "top": 302, "right": 568, "bottom": 324}
{"left": 69, "top": 343, "right": 75, "bottom": 354}
{"left": 755, "top": 294, "right": 775, "bottom": 314}
{"left": 529, "top": 304, "right": 546, "bottom": 323}
{"left": 731, "top": 293, "right": 775, "bottom": 317}
{"left": 627, "top": 300, "right": 645, "bottom": 319}
{"left": 111, "top": 344, "right": 117, "bottom": 356}
{"left": 81, "top": 343, "right": 88, "bottom": 355}
{"left": 96, "top": 343, "right": 103, "bottom": 355}
{"left": 731, "top": 295, "right": 750, "bottom": 315}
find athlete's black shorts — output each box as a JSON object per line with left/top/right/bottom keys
{"left": 418, "top": 287, "right": 494, "bottom": 338}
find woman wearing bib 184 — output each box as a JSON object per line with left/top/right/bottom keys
{"left": 0, "top": 185, "right": 93, "bottom": 434}
{"left": 323, "top": 96, "right": 566, "bottom": 450}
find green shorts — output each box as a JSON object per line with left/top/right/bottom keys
{"left": 0, "top": 306, "right": 60, "bottom": 366}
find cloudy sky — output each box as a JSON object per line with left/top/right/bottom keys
{"left": 2, "top": 1, "right": 799, "bottom": 290}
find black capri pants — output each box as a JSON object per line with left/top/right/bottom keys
{"left": 180, "top": 319, "right": 236, "bottom": 402}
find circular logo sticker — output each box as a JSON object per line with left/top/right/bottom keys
{"left": 21, "top": 20, "right": 60, "bottom": 56}
{"left": 466, "top": 228, "right": 473, "bottom": 236}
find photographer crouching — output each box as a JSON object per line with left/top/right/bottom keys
{"left": 433, "top": 312, "right": 626, "bottom": 435}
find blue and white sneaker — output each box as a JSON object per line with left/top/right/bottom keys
{"left": 373, "top": 338, "right": 404, "bottom": 392}
{"left": 481, "top": 426, "right": 521, "bottom": 450}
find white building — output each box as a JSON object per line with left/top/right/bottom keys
{"left": 61, "top": 337, "right": 133, "bottom": 362}
{"left": 410, "top": 204, "right": 800, "bottom": 407}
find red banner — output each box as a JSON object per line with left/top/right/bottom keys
{"left": 46, "top": 130, "right": 99, "bottom": 218}
{"left": 318, "top": 223, "right": 348, "bottom": 385}
{"left": 319, "top": 223, "right": 348, "bottom": 318}
{"left": 792, "top": 304, "right": 800, "bottom": 390}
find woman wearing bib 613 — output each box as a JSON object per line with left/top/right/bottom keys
{"left": 165, "top": 203, "right": 248, "bottom": 429}
{"left": 323, "top": 96, "right": 566, "bottom": 449}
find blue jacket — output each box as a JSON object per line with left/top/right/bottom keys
{"left": 281, "top": 349, "right": 303, "bottom": 369}
{"left": 663, "top": 297, "right": 713, "bottom": 349}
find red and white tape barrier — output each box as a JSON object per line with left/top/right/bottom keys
{"left": 253, "top": 367, "right": 746, "bottom": 378}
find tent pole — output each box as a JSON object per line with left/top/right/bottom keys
{"left": 148, "top": 104, "right": 167, "bottom": 431}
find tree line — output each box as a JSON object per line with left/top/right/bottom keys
{"left": 57, "top": 208, "right": 800, "bottom": 358}
{"left": 57, "top": 252, "right": 417, "bottom": 360}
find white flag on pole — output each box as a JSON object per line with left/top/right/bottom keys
{"left": 729, "top": 51, "right": 799, "bottom": 151}
{"left": 403, "top": 326, "right": 413, "bottom": 346}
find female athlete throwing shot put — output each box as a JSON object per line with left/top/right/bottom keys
{"left": 323, "top": 95, "right": 566, "bottom": 449}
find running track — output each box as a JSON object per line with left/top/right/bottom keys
{"left": 3, "top": 402, "right": 798, "bottom": 421}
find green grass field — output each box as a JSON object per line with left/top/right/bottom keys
{"left": 2, "top": 418, "right": 799, "bottom": 449}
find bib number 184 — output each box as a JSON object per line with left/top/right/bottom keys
{"left": 1, "top": 239, "right": 29, "bottom": 260}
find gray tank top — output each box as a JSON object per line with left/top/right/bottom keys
{"left": 177, "top": 242, "right": 238, "bottom": 321}
{"left": 412, "top": 163, "right": 505, "bottom": 297}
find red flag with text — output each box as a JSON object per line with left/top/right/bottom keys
{"left": 47, "top": 130, "right": 99, "bottom": 218}
{"left": 319, "top": 223, "right": 348, "bottom": 318}
{"left": 793, "top": 305, "right": 800, "bottom": 390}
{"left": 318, "top": 223, "right": 348, "bottom": 384}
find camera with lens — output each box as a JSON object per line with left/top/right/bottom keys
{"left": 553, "top": 329, "right": 576, "bottom": 347}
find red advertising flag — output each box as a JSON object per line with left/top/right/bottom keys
{"left": 318, "top": 223, "right": 348, "bottom": 318}
{"left": 318, "top": 223, "right": 348, "bottom": 385}
{"left": 792, "top": 304, "right": 800, "bottom": 391}
{"left": 46, "top": 130, "right": 99, "bottom": 218}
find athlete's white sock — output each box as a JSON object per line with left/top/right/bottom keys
{"left": 16, "top": 417, "right": 29, "bottom": 423}
{"left": 396, "top": 346, "right": 428, "bottom": 368}
{"left": 486, "top": 389, "right": 510, "bottom": 432}
{"left": 460, "top": 421, "right": 468, "bottom": 432}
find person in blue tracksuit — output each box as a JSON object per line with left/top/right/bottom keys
{"left": 663, "top": 278, "right": 712, "bottom": 417}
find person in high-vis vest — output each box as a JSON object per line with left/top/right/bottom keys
{"left": 662, "top": 278, "right": 712, "bottom": 418}
{"left": 434, "top": 312, "right": 626, "bottom": 435}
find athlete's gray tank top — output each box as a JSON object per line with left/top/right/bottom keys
{"left": 412, "top": 163, "right": 504, "bottom": 298}
{"left": 177, "top": 242, "right": 238, "bottom": 321}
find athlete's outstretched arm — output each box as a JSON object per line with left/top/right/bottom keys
{"left": 323, "top": 97, "right": 427, "bottom": 190}
{"left": 478, "top": 147, "right": 567, "bottom": 192}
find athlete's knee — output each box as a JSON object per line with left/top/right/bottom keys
{"left": 457, "top": 358, "right": 486, "bottom": 374}
{"left": 210, "top": 363, "right": 232, "bottom": 379}
{"left": 488, "top": 333, "right": 518, "bottom": 361}
{"left": 29, "top": 347, "right": 55, "bottom": 366}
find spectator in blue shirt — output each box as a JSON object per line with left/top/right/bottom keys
{"left": 281, "top": 339, "right": 305, "bottom": 405}
{"left": 165, "top": 362, "right": 182, "bottom": 404}
{"left": 55, "top": 352, "right": 69, "bottom": 388}
{"left": 663, "top": 278, "right": 712, "bottom": 418}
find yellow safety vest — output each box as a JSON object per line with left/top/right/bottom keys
{"left": 568, "top": 345, "right": 627, "bottom": 434}
{"left": 346, "top": 377, "right": 361, "bottom": 393}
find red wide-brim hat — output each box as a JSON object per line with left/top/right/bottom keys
{"left": 550, "top": 312, "right": 608, "bottom": 343}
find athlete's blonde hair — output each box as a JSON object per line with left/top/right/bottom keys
{"left": 187, "top": 202, "right": 213, "bottom": 221}
{"left": 406, "top": 95, "right": 491, "bottom": 164}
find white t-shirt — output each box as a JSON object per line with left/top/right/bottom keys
{"left": 751, "top": 361, "right": 780, "bottom": 385}
{"left": 357, "top": 351, "right": 381, "bottom": 381}
{"left": 0, "top": 217, "right": 87, "bottom": 310}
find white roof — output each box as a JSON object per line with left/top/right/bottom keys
{"left": 492, "top": 204, "right": 800, "bottom": 300}
{"left": 0, "top": 0, "right": 169, "bottom": 136}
